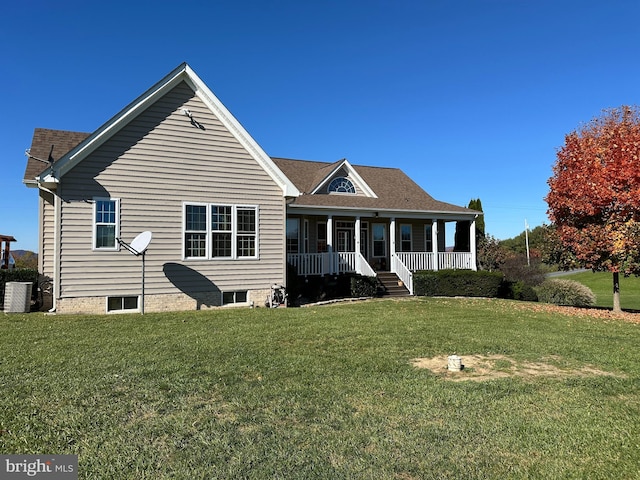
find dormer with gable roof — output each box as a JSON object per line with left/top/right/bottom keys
{"left": 309, "top": 159, "right": 377, "bottom": 198}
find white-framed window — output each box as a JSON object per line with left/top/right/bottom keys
{"left": 360, "top": 221, "right": 369, "bottom": 258}
{"left": 185, "top": 203, "right": 208, "bottom": 258}
{"left": 107, "top": 296, "right": 138, "bottom": 313}
{"left": 327, "top": 177, "right": 356, "bottom": 194}
{"left": 183, "top": 203, "right": 258, "bottom": 260}
{"left": 303, "top": 219, "right": 309, "bottom": 254}
{"left": 236, "top": 207, "right": 257, "bottom": 258}
{"left": 286, "top": 218, "right": 300, "bottom": 254}
{"left": 317, "top": 221, "right": 328, "bottom": 253}
{"left": 93, "top": 198, "right": 119, "bottom": 250}
{"left": 373, "top": 223, "right": 386, "bottom": 257}
{"left": 400, "top": 224, "right": 412, "bottom": 252}
{"left": 222, "top": 290, "right": 248, "bottom": 305}
{"left": 425, "top": 223, "right": 433, "bottom": 252}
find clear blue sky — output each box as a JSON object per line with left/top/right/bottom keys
{"left": 3, "top": 0, "right": 640, "bottom": 252}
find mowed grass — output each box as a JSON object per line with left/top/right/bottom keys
{"left": 564, "top": 270, "right": 640, "bottom": 311}
{"left": 2, "top": 298, "right": 640, "bottom": 479}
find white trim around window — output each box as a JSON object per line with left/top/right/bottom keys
{"left": 183, "top": 202, "right": 259, "bottom": 260}
{"left": 400, "top": 224, "right": 412, "bottom": 252}
{"left": 93, "top": 197, "right": 120, "bottom": 251}
{"left": 372, "top": 223, "right": 387, "bottom": 258}
{"left": 425, "top": 223, "right": 434, "bottom": 252}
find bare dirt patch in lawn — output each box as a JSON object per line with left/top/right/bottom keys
{"left": 411, "top": 354, "right": 624, "bottom": 382}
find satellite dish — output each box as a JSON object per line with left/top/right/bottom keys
{"left": 116, "top": 231, "right": 153, "bottom": 314}
{"left": 129, "top": 231, "right": 152, "bottom": 255}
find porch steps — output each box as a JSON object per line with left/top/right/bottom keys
{"left": 377, "top": 272, "right": 410, "bottom": 297}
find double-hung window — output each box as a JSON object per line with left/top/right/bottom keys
{"left": 317, "top": 222, "right": 328, "bottom": 253}
{"left": 286, "top": 218, "right": 300, "bottom": 254}
{"left": 373, "top": 223, "right": 386, "bottom": 257}
{"left": 94, "top": 198, "right": 119, "bottom": 250}
{"left": 400, "top": 224, "right": 412, "bottom": 252}
{"left": 211, "top": 205, "right": 232, "bottom": 257}
{"left": 184, "top": 203, "right": 258, "bottom": 260}
{"left": 425, "top": 224, "right": 434, "bottom": 252}
{"left": 236, "top": 207, "right": 257, "bottom": 257}
{"left": 185, "top": 204, "right": 207, "bottom": 258}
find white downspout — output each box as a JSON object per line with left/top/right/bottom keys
{"left": 37, "top": 184, "right": 59, "bottom": 313}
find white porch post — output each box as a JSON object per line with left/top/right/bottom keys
{"left": 355, "top": 216, "right": 361, "bottom": 274}
{"left": 470, "top": 218, "right": 477, "bottom": 271}
{"left": 432, "top": 220, "right": 439, "bottom": 271}
{"left": 327, "top": 215, "right": 334, "bottom": 274}
{"left": 390, "top": 217, "right": 396, "bottom": 257}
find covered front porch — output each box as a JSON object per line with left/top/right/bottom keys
{"left": 286, "top": 213, "right": 478, "bottom": 295}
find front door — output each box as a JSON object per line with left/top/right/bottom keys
{"left": 372, "top": 223, "right": 388, "bottom": 270}
{"left": 335, "top": 221, "right": 355, "bottom": 252}
{"left": 336, "top": 228, "right": 354, "bottom": 252}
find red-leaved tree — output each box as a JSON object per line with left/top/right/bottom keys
{"left": 546, "top": 105, "right": 640, "bottom": 312}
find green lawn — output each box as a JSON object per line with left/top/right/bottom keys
{"left": 563, "top": 270, "right": 640, "bottom": 311}
{"left": 2, "top": 298, "right": 640, "bottom": 479}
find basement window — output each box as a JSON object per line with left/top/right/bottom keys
{"left": 107, "top": 296, "right": 139, "bottom": 313}
{"left": 222, "top": 290, "right": 248, "bottom": 305}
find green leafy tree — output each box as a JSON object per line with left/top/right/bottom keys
{"left": 500, "top": 225, "right": 546, "bottom": 255}
{"left": 477, "top": 235, "right": 507, "bottom": 272}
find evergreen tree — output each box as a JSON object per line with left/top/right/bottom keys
{"left": 467, "top": 198, "right": 485, "bottom": 236}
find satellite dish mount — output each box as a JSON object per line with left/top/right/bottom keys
{"left": 117, "top": 231, "right": 152, "bottom": 314}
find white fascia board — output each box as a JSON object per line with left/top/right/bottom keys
{"left": 287, "top": 204, "right": 478, "bottom": 220}
{"left": 183, "top": 66, "right": 300, "bottom": 198}
{"left": 341, "top": 160, "right": 377, "bottom": 198}
{"left": 309, "top": 159, "right": 377, "bottom": 198}
{"left": 46, "top": 64, "right": 190, "bottom": 181}
{"left": 39, "top": 63, "right": 300, "bottom": 198}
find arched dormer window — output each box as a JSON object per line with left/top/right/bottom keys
{"left": 327, "top": 177, "right": 356, "bottom": 194}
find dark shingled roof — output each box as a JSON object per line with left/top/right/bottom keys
{"left": 23, "top": 128, "right": 91, "bottom": 184}
{"left": 21, "top": 129, "right": 477, "bottom": 216}
{"left": 271, "top": 157, "right": 476, "bottom": 214}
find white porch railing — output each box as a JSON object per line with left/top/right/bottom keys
{"left": 437, "top": 252, "right": 475, "bottom": 270}
{"left": 289, "top": 251, "right": 475, "bottom": 279}
{"left": 391, "top": 254, "right": 414, "bottom": 295}
{"left": 395, "top": 252, "right": 475, "bottom": 271}
{"left": 288, "top": 252, "right": 377, "bottom": 277}
{"left": 356, "top": 252, "right": 377, "bottom": 277}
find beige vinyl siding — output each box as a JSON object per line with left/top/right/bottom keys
{"left": 394, "top": 221, "right": 430, "bottom": 252}
{"left": 39, "top": 190, "right": 56, "bottom": 278}
{"left": 58, "top": 81, "right": 285, "bottom": 300}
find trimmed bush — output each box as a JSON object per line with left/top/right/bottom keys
{"left": 0, "top": 268, "right": 38, "bottom": 284}
{"left": 535, "top": 279, "right": 596, "bottom": 307}
{"left": 288, "top": 272, "right": 377, "bottom": 305}
{"left": 413, "top": 271, "right": 439, "bottom": 296}
{"left": 350, "top": 275, "right": 379, "bottom": 298}
{"left": 502, "top": 280, "right": 539, "bottom": 302}
{"left": 414, "top": 269, "right": 504, "bottom": 298}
